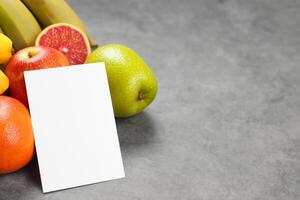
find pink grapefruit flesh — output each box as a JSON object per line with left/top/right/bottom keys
{"left": 36, "top": 23, "right": 91, "bottom": 65}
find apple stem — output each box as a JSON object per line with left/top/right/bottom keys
{"left": 28, "top": 50, "right": 38, "bottom": 58}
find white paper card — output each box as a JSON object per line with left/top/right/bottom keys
{"left": 24, "top": 63, "right": 125, "bottom": 193}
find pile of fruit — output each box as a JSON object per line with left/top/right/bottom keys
{"left": 0, "top": 0, "right": 157, "bottom": 174}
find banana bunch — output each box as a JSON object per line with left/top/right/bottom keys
{"left": 21, "top": 0, "right": 96, "bottom": 47}
{"left": 0, "top": 0, "right": 41, "bottom": 51}
{"left": 0, "top": 0, "right": 95, "bottom": 51}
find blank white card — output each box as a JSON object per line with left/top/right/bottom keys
{"left": 24, "top": 63, "right": 125, "bottom": 193}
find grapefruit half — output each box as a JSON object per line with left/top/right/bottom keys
{"left": 36, "top": 23, "right": 91, "bottom": 65}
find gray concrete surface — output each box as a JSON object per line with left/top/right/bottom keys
{"left": 1, "top": 0, "right": 300, "bottom": 199}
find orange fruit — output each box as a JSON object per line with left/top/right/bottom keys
{"left": 0, "top": 96, "right": 34, "bottom": 174}
{"left": 36, "top": 23, "right": 91, "bottom": 65}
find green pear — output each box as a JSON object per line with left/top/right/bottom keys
{"left": 86, "top": 44, "right": 158, "bottom": 117}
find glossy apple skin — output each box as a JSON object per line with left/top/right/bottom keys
{"left": 5, "top": 46, "right": 69, "bottom": 107}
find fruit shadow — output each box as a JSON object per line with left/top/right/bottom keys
{"left": 116, "top": 111, "right": 158, "bottom": 154}
{"left": 22, "top": 153, "right": 42, "bottom": 190}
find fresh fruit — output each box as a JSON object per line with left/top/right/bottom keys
{"left": 0, "top": 30, "right": 12, "bottom": 71}
{"left": 0, "top": 33, "right": 13, "bottom": 65}
{"left": 86, "top": 44, "right": 158, "bottom": 117}
{"left": 5, "top": 46, "right": 69, "bottom": 106}
{"left": 0, "top": 70, "right": 9, "bottom": 94}
{"left": 0, "top": 96, "right": 34, "bottom": 174}
{"left": 36, "top": 23, "right": 90, "bottom": 65}
{"left": 0, "top": 0, "right": 41, "bottom": 51}
{"left": 21, "top": 0, "right": 96, "bottom": 47}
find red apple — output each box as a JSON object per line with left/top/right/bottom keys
{"left": 5, "top": 46, "right": 69, "bottom": 107}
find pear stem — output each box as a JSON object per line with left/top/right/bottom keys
{"left": 138, "top": 91, "right": 144, "bottom": 100}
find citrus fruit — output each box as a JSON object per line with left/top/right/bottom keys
{"left": 0, "top": 33, "right": 13, "bottom": 65}
{"left": 86, "top": 44, "right": 158, "bottom": 117}
{"left": 0, "top": 70, "right": 9, "bottom": 94}
{"left": 35, "top": 23, "right": 90, "bottom": 65}
{"left": 5, "top": 46, "right": 69, "bottom": 107}
{"left": 0, "top": 96, "right": 34, "bottom": 174}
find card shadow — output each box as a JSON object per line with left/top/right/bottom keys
{"left": 116, "top": 111, "right": 158, "bottom": 150}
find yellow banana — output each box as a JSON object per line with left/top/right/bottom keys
{"left": 21, "top": 0, "right": 97, "bottom": 47}
{"left": 0, "top": 0, "right": 41, "bottom": 51}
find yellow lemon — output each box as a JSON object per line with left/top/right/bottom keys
{"left": 0, "top": 70, "right": 9, "bottom": 94}
{"left": 0, "top": 33, "right": 13, "bottom": 65}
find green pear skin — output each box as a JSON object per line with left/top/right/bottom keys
{"left": 86, "top": 44, "right": 158, "bottom": 117}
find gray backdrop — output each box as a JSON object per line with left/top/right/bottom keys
{"left": 1, "top": 0, "right": 300, "bottom": 199}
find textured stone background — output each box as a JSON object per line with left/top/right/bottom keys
{"left": 1, "top": 0, "right": 300, "bottom": 199}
